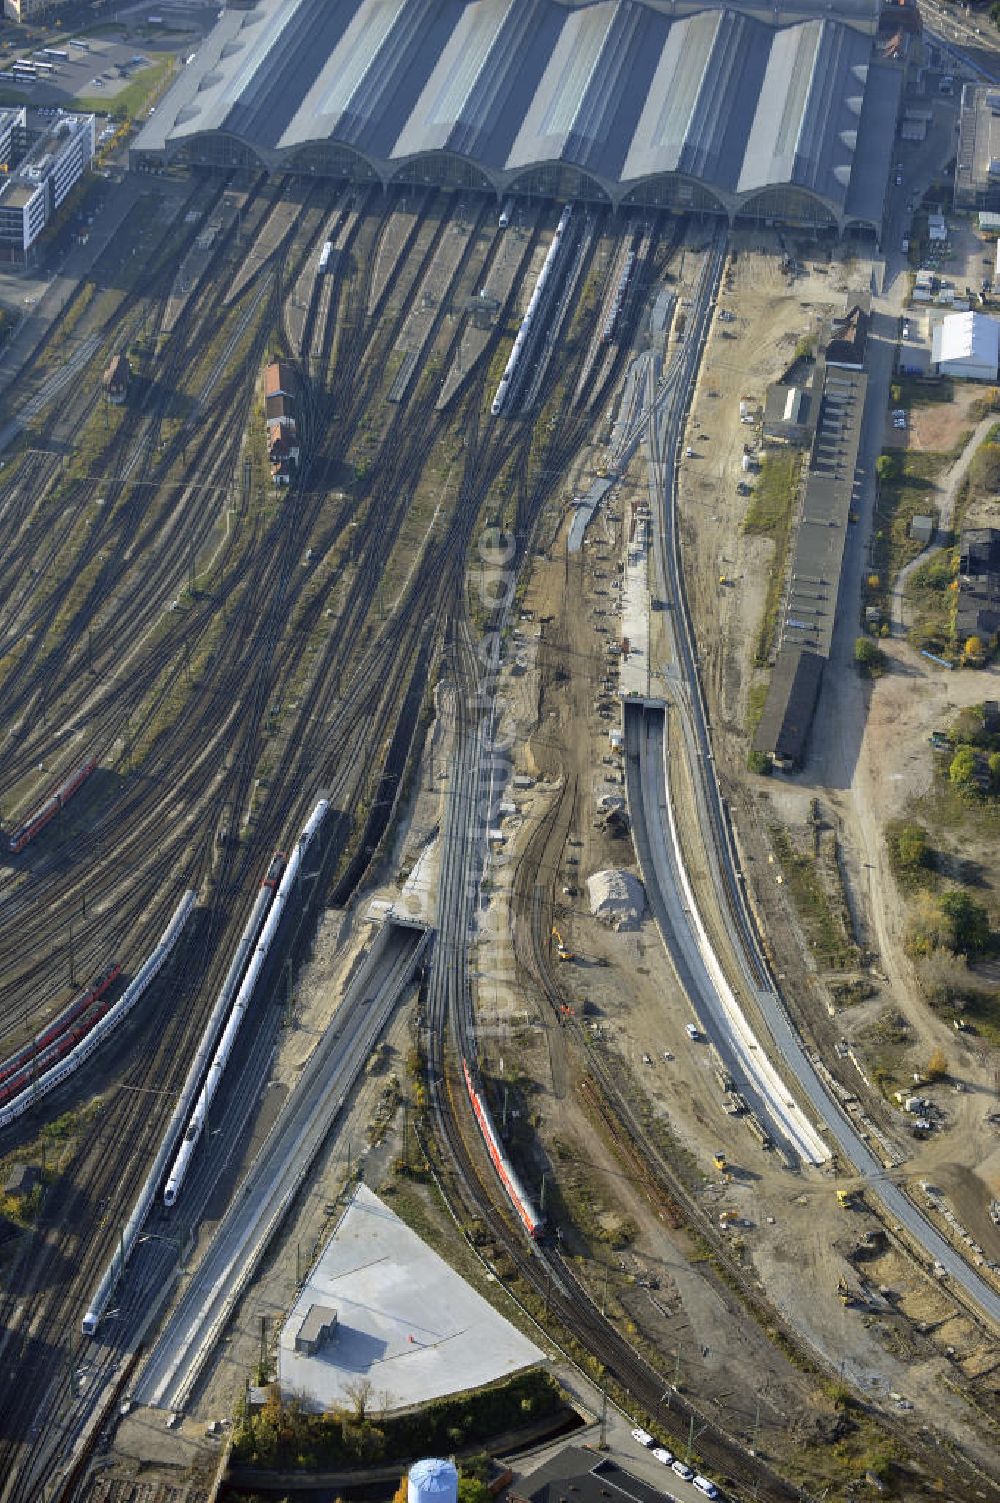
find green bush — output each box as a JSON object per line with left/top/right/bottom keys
{"left": 854, "top": 637, "right": 883, "bottom": 675}
{"left": 949, "top": 744, "right": 977, "bottom": 788}
{"left": 232, "top": 1368, "right": 564, "bottom": 1471}
{"left": 939, "top": 889, "right": 991, "bottom": 956}
{"left": 896, "top": 823, "right": 930, "bottom": 871}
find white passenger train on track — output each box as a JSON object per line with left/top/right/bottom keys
{"left": 163, "top": 799, "right": 329, "bottom": 1207}
{"left": 491, "top": 204, "right": 572, "bottom": 418}
{"left": 0, "top": 891, "right": 196, "bottom": 1136}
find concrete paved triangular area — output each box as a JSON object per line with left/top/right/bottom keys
{"left": 278, "top": 1184, "right": 544, "bottom": 1412}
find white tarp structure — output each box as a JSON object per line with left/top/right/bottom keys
{"left": 587, "top": 868, "right": 646, "bottom": 930}
{"left": 932, "top": 312, "right": 1000, "bottom": 381}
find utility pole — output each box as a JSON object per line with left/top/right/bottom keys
{"left": 598, "top": 1389, "right": 608, "bottom": 1450}
{"left": 259, "top": 1314, "right": 267, "bottom": 1379}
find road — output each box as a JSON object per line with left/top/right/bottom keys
{"left": 624, "top": 699, "right": 828, "bottom": 1165}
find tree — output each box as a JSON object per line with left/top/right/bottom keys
{"left": 925, "top": 1046, "right": 949, "bottom": 1082}
{"left": 896, "top": 823, "right": 929, "bottom": 870}
{"left": 990, "top": 750, "right": 1000, "bottom": 789}
{"left": 344, "top": 1377, "right": 374, "bottom": 1424}
{"left": 949, "top": 744, "right": 977, "bottom": 788}
{"left": 964, "top": 634, "right": 984, "bottom": 663}
{"left": 855, "top": 636, "right": 882, "bottom": 675}
{"left": 969, "top": 440, "right": 1000, "bottom": 494}
{"left": 876, "top": 453, "right": 898, "bottom": 486}
{"left": 907, "top": 892, "right": 953, "bottom": 956}
{"left": 458, "top": 1478, "right": 491, "bottom": 1503}
{"left": 938, "top": 889, "right": 991, "bottom": 956}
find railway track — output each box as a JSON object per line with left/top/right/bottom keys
{"left": 0, "top": 192, "right": 691, "bottom": 1501}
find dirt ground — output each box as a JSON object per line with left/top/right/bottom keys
{"left": 472, "top": 345, "right": 1000, "bottom": 1480}
{"left": 654, "top": 229, "right": 1000, "bottom": 1468}
{"left": 102, "top": 221, "right": 1000, "bottom": 1498}
{"left": 677, "top": 234, "right": 843, "bottom": 738}
{"left": 899, "top": 382, "right": 983, "bottom": 453}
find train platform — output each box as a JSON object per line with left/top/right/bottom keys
{"left": 278, "top": 1184, "right": 543, "bottom": 1413}
{"left": 619, "top": 504, "right": 652, "bottom": 699}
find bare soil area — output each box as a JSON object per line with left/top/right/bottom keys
{"left": 899, "top": 383, "right": 981, "bottom": 453}
{"left": 679, "top": 235, "right": 840, "bottom": 742}
{"left": 477, "top": 405, "right": 1000, "bottom": 1484}
{"left": 661, "top": 229, "right": 1000, "bottom": 1472}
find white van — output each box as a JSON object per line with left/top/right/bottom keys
{"left": 693, "top": 1477, "right": 719, "bottom": 1499}
{"left": 631, "top": 1427, "right": 654, "bottom": 1448}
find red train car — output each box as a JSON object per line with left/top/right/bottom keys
{"left": 8, "top": 759, "right": 97, "bottom": 855}
{"left": 463, "top": 1058, "right": 543, "bottom": 1239}
{"left": 0, "top": 963, "right": 120, "bottom": 1088}
{"left": 0, "top": 992, "right": 116, "bottom": 1109}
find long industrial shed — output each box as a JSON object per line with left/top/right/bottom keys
{"left": 132, "top": 0, "right": 901, "bottom": 234}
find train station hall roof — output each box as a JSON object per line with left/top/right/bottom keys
{"left": 134, "top": 0, "right": 898, "bottom": 228}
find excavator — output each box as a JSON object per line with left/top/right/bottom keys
{"left": 552, "top": 926, "right": 574, "bottom": 962}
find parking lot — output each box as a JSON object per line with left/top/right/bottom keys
{"left": 0, "top": 15, "right": 205, "bottom": 118}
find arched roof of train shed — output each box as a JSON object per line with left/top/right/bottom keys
{"left": 134, "top": 0, "right": 899, "bottom": 229}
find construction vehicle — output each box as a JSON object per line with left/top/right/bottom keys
{"left": 552, "top": 926, "right": 573, "bottom": 962}
{"left": 836, "top": 1188, "right": 854, "bottom": 1209}
{"left": 712, "top": 1152, "right": 728, "bottom": 1172}
{"left": 837, "top": 1275, "right": 853, "bottom": 1306}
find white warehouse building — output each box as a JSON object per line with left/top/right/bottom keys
{"left": 0, "top": 113, "right": 95, "bottom": 258}
{"left": 931, "top": 310, "right": 1000, "bottom": 381}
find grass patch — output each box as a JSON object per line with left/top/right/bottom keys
{"left": 232, "top": 1367, "right": 568, "bottom": 1472}
{"left": 744, "top": 449, "right": 801, "bottom": 536}
{"left": 767, "top": 823, "right": 857, "bottom": 969}
{"left": 885, "top": 818, "right": 937, "bottom": 893}
{"left": 903, "top": 546, "right": 957, "bottom": 654}
{"left": 867, "top": 449, "right": 949, "bottom": 623}
{"left": 746, "top": 678, "right": 768, "bottom": 734}
{"left": 75, "top": 52, "right": 175, "bottom": 122}
{"left": 895, "top": 374, "right": 954, "bottom": 408}
{"left": 744, "top": 450, "right": 802, "bottom": 665}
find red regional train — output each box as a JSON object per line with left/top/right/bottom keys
{"left": 0, "top": 963, "right": 121, "bottom": 1089}
{"left": 0, "top": 965, "right": 121, "bottom": 1108}
{"left": 463, "top": 1057, "right": 544, "bottom": 1239}
{"left": 8, "top": 759, "right": 97, "bottom": 854}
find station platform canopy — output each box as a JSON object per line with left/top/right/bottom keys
{"left": 133, "top": 0, "right": 899, "bottom": 233}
